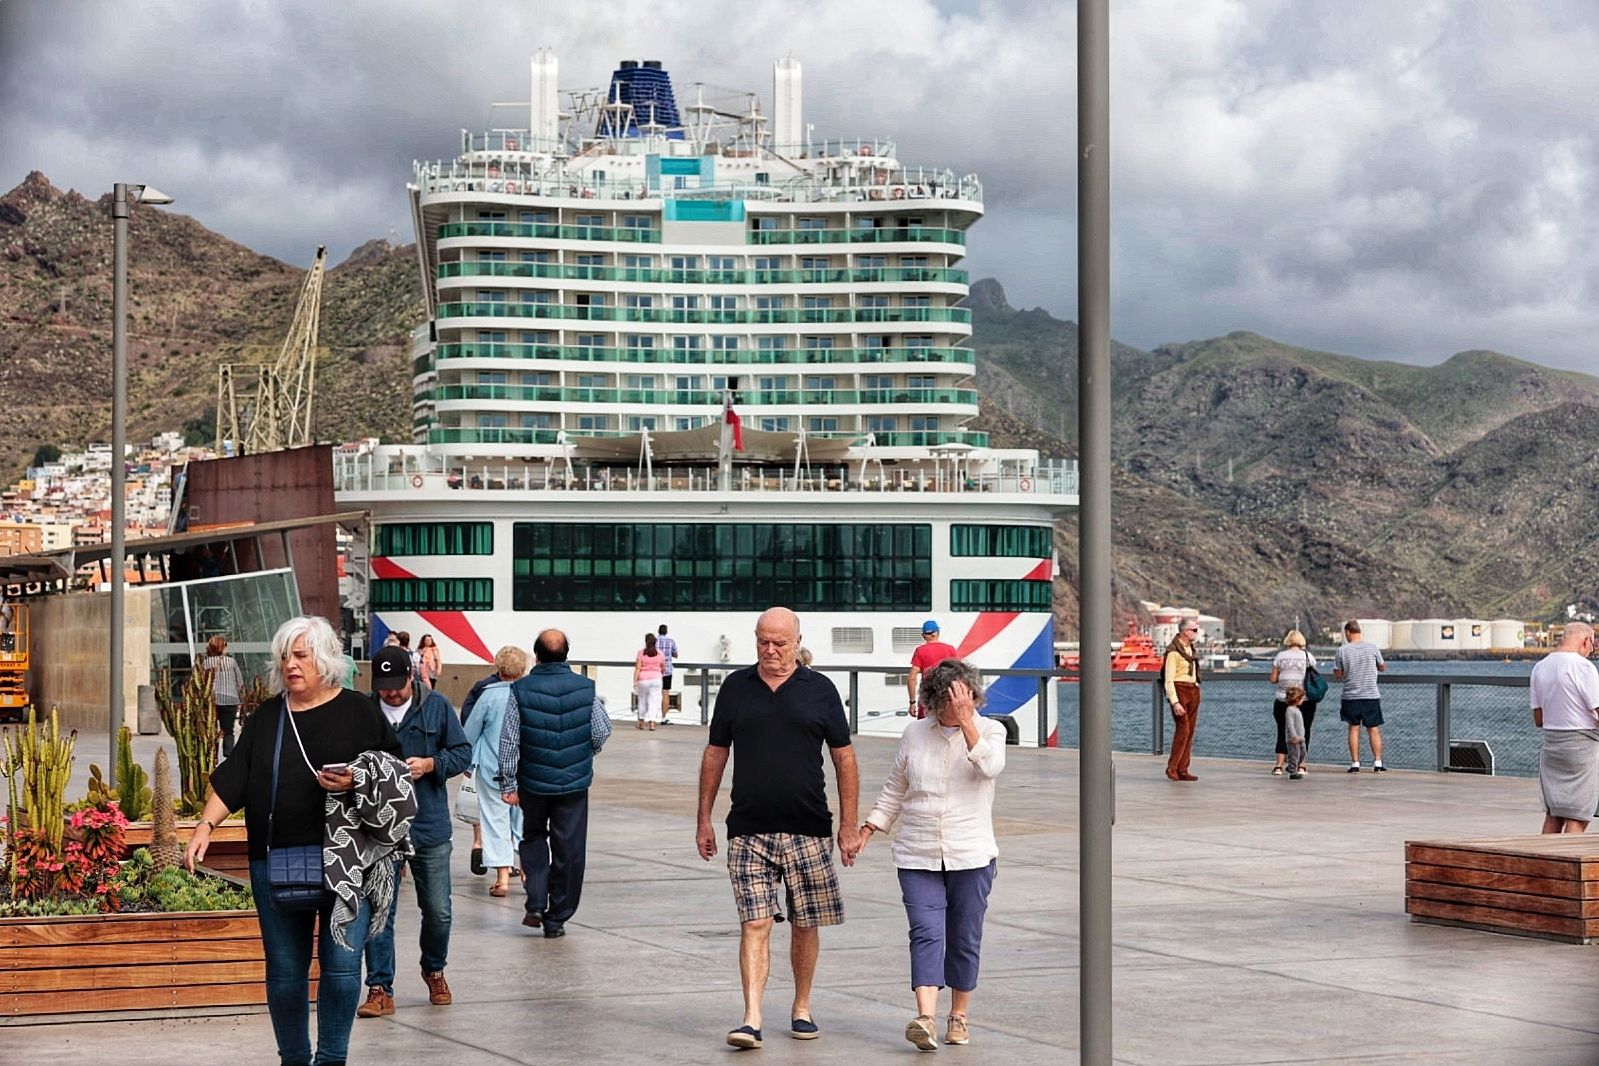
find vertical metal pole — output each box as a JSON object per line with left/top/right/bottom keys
{"left": 109, "top": 183, "right": 130, "bottom": 789}
{"left": 1435, "top": 683, "right": 1452, "bottom": 773}
{"left": 1036, "top": 674, "right": 1050, "bottom": 748}
{"left": 699, "top": 668, "right": 711, "bottom": 726}
{"left": 1078, "top": 1, "right": 1114, "bottom": 1061}
{"left": 1152, "top": 679, "right": 1165, "bottom": 755}
{"left": 848, "top": 670, "right": 859, "bottom": 734}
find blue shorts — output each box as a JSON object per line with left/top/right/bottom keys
{"left": 1340, "top": 698, "right": 1383, "bottom": 728}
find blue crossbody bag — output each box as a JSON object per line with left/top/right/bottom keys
{"left": 265, "top": 701, "right": 331, "bottom": 912}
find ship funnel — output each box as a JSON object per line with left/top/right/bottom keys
{"left": 774, "top": 56, "right": 802, "bottom": 154}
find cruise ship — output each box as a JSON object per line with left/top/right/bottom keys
{"left": 333, "top": 52, "right": 1078, "bottom": 742}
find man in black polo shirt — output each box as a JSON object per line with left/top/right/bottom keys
{"left": 697, "top": 606, "right": 861, "bottom": 1051}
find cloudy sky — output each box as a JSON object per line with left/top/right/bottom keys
{"left": 2, "top": 0, "right": 1595, "bottom": 370}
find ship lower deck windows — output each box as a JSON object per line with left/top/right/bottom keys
{"left": 950, "top": 525, "right": 1052, "bottom": 558}
{"left": 510, "top": 522, "right": 932, "bottom": 612}
{"left": 371, "top": 577, "right": 495, "bottom": 612}
{"left": 375, "top": 522, "right": 495, "bottom": 556}
{"left": 949, "top": 579, "right": 1052, "bottom": 613}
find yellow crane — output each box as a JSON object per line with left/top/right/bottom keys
{"left": 216, "top": 246, "right": 327, "bottom": 454}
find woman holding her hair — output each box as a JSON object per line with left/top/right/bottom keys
{"left": 187, "top": 616, "right": 401, "bottom": 1066}
{"left": 860, "top": 658, "right": 1006, "bottom": 1052}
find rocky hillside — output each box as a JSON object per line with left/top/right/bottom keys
{"left": 967, "top": 281, "right": 1599, "bottom": 635}
{"left": 0, "top": 172, "right": 420, "bottom": 473}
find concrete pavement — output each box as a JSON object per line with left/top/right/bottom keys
{"left": 7, "top": 722, "right": 1598, "bottom": 1064}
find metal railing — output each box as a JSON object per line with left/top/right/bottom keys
{"left": 438, "top": 263, "right": 969, "bottom": 287}
{"left": 434, "top": 301, "right": 973, "bottom": 326}
{"left": 426, "top": 343, "right": 975, "bottom": 369}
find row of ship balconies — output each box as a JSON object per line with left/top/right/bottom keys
{"left": 438, "top": 221, "right": 967, "bottom": 246}
{"left": 436, "top": 262, "right": 968, "bottom": 286}
{"left": 417, "top": 384, "right": 979, "bottom": 407}
{"left": 415, "top": 343, "right": 974, "bottom": 374}
{"left": 435, "top": 302, "right": 972, "bottom": 325}
{"left": 416, "top": 426, "right": 991, "bottom": 449}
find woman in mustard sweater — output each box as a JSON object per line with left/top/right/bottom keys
{"left": 1163, "top": 621, "right": 1202, "bottom": 781}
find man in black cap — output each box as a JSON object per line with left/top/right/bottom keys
{"left": 357, "top": 645, "right": 471, "bottom": 1016}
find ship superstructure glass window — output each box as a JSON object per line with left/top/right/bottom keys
{"left": 376, "top": 522, "right": 494, "bottom": 556}
{"left": 949, "top": 579, "right": 1052, "bottom": 613}
{"left": 510, "top": 522, "right": 932, "bottom": 612}
{"left": 371, "top": 577, "right": 495, "bottom": 612}
{"left": 950, "top": 525, "right": 1052, "bottom": 558}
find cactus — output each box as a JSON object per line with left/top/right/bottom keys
{"left": 114, "top": 726, "right": 152, "bottom": 821}
{"left": 238, "top": 675, "right": 271, "bottom": 729}
{"left": 85, "top": 763, "right": 116, "bottom": 807}
{"left": 154, "top": 665, "right": 220, "bottom": 817}
{"left": 149, "top": 748, "right": 180, "bottom": 871}
{"left": 1, "top": 706, "right": 77, "bottom": 857}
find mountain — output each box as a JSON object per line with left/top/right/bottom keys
{"left": 0, "top": 172, "right": 421, "bottom": 473}
{"left": 965, "top": 289, "right": 1599, "bottom": 634}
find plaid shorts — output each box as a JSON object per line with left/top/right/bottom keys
{"left": 727, "top": 832, "right": 845, "bottom": 927}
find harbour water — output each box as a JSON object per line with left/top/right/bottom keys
{"left": 1054, "top": 659, "right": 1541, "bottom": 776}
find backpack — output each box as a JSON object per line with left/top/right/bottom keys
{"left": 1301, "top": 650, "right": 1328, "bottom": 702}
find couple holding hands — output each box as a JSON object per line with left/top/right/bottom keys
{"left": 697, "top": 608, "right": 1005, "bottom": 1054}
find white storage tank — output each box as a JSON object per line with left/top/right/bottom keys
{"left": 1490, "top": 618, "right": 1525, "bottom": 649}
{"left": 1151, "top": 609, "right": 1183, "bottom": 653}
{"left": 1355, "top": 618, "right": 1392, "bottom": 649}
{"left": 1390, "top": 619, "right": 1415, "bottom": 651}
{"left": 1196, "top": 614, "right": 1225, "bottom": 644}
{"left": 1412, "top": 618, "right": 1455, "bottom": 651}
{"left": 1456, "top": 619, "right": 1490, "bottom": 651}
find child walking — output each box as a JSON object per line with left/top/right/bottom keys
{"left": 1283, "top": 686, "right": 1309, "bottom": 780}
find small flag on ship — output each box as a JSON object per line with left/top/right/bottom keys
{"left": 724, "top": 392, "right": 744, "bottom": 451}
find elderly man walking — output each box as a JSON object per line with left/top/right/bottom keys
{"left": 1531, "top": 622, "right": 1599, "bottom": 834}
{"left": 696, "top": 607, "right": 862, "bottom": 1050}
{"left": 497, "top": 629, "right": 609, "bottom": 939}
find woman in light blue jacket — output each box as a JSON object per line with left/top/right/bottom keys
{"left": 463, "top": 647, "right": 528, "bottom": 896}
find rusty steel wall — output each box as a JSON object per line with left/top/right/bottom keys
{"left": 180, "top": 445, "right": 341, "bottom": 624}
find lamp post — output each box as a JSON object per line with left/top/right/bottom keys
{"left": 109, "top": 182, "right": 172, "bottom": 787}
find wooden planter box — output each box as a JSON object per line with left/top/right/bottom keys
{"left": 1406, "top": 835, "right": 1599, "bottom": 944}
{"left": 123, "top": 820, "right": 251, "bottom": 878}
{"left": 1, "top": 909, "right": 270, "bottom": 1017}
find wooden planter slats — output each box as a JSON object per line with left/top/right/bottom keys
{"left": 1406, "top": 835, "right": 1599, "bottom": 944}
{"left": 119, "top": 821, "right": 252, "bottom": 878}
{"left": 0, "top": 908, "right": 296, "bottom": 1017}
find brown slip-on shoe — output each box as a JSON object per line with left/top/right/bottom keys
{"left": 422, "top": 969, "right": 452, "bottom": 1005}
{"left": 356, "top": 987, "right": 394, "bottom": 1018}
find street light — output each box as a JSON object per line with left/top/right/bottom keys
{"left": 109, "top": 182, "right": 173, "bottom": 787}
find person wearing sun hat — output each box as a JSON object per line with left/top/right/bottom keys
{"left": 907, "top": 620, "right": 957, "bottom": 719}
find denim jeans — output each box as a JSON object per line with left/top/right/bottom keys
{"left": 363, "top": 840, "right": 453, "bottom": 992}
{"left": 249, "top": 857, "right": 372, "bottom": 1066}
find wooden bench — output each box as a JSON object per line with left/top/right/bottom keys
{"left": 1405, "top": 835, "right": 1599, "bottom": 944}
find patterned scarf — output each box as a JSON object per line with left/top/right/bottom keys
{"left": 324, "top": 750, "right": 417, "bottom": 950}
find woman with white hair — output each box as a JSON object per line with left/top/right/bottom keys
{"left": 859, "top": 657, "right": 1006, "bottom": 1052}
{"left": 1269, "top": 629, "right": 1320, "bottom": 775}
{"left": 186, "top": 615, "right": 401, "bottom": 1066}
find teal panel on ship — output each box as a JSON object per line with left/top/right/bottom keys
{"left": 663, "top": 199, "right": 746, "bottom": 222}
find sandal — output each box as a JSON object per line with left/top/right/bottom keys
{"left": 490, "top": 884, "right": 508, "bottom": 897}
{"left": 1271, "top": 766, "right": 1284, "bottom": 776}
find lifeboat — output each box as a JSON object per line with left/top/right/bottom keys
{"left": 1058, "top": 623, "right": 1165, "bottom": 681}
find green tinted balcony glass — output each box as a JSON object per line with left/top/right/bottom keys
{"left": 426, "top": 384, "right": 978, "bottom": 407}
{"left": 748, "top": 227, "right": 965, "bottom": 246}
{"left": 438, "top": 221, "right": 660, "bottom": 243}
{"left": 437, "top": 262, "right": 968, "bottom": 286}
{"left": 433, "top": 343, "right": 975, "bottom": 367}
{"left": 870, "top": 431, "right": 989, "bottom": 447}
{"left": 436, "top": 302, "right": 970, "bottom": 326}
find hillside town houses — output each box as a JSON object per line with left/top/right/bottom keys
{"left": 0, "top": 432, "right": 215, "bottom": 559}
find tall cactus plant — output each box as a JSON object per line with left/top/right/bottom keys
{"left": 115, "top": 725, "right": 152, "bottom": 821}
{"left": 150, "top": 747, "right": 180, "bottom": 871}
{"left": 155, "top": 665, "right": 220, "bottom": 817}
{"left": 0, "top": 706, "right": 77, "bottom": 856}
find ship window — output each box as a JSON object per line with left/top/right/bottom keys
{"left": 890, "top": 627, "right": 924, "bottom": 653}
{"left": 510, "top": 522, "right": 931, "bottom": 612}
{"left": 371, "top": 577, "right": 495, "bottom": 612}
{"left": 375, "top": 522, "right": 494, "bottom": 556}
{"left": 830, "top": 628, "right": 874, "bottom": 654}
{"left": 950, "top": 579, "right": 1052, "bottom": 613}
{"left": 950, "top": 525, "right": 1052, "bottom": 558}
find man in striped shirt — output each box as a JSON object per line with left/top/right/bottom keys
{"left": 1333, "top": 620, "right": 1388, "bottom": 773}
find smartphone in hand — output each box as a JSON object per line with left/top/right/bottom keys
{"left": 320, "top": 762, "right": 350, "bottom": 774}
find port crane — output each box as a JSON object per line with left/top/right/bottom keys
{"left": 216, "top": 246, "right": 327, "bottom": 455}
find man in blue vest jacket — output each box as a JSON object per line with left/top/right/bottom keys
{"left": 358, "top": 646, "right": 472, "bottom": 1017}
{"left": 497, "top": 629, "right": 605, "bottom": 939}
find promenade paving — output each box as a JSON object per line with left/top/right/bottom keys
{"left": 7, "top": 724, "right": 1598, "bottom": 1064}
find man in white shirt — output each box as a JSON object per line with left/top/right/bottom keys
{"left": 1530, "top": 622, "right": 1599, "bottom": 834}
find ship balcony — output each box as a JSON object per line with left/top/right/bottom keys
{"left": 422, "top": 384, "right": 979, "bottom": 409}
{"left": 435, "top": 262, "right": 969, "bottom": 289}
{"left": 747, "top": 226, "right": 965, "bottom": 247}
{"left": 434, "top": 302, "right": 972, "bottom": 327}
{"left": 439, "top": 221, "right": 660, "bottom": 244}
{"left": 430, "top": 343, "right": 975, "bottom": 368}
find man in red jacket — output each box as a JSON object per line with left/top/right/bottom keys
{"left": 907, "top": 620, "right": 957, "bottom": 719}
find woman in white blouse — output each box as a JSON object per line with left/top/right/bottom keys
{"left": 860, "top": 658, "right": 1006, "bottom": 1052}
{"left": 1269, "top": 629, "right": 1319, "bottom": 774}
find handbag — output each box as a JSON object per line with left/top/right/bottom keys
{"left": 265, "top": 701, "right": 332, "bottom": 912}
{"left": 1301, "top": 650, "right": 1329, "bottom": 702}
{"left": 455, "top": 770, "right": 481, "bottom": 825}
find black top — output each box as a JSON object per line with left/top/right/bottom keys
{"left": 210, "top": 689, "right": 400, "bottom": 861}
{"left": 708, "top": 664, "right": 852, "bottom": 839}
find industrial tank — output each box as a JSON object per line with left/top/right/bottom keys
{"left": 1489, "top": 619, "right": 1525, "bottom": 649}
